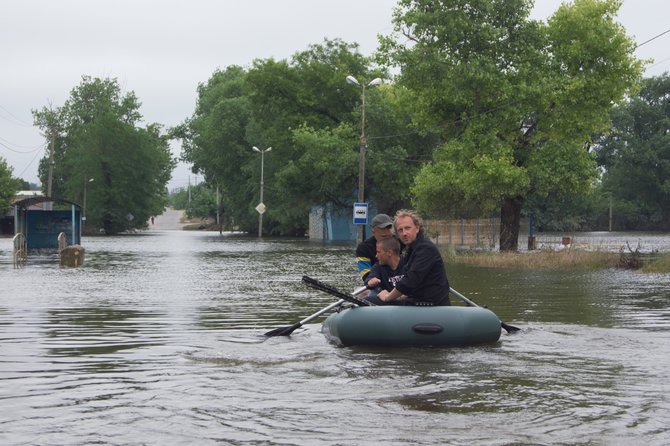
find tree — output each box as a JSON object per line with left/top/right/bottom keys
{"left": 596, "top": 73, "right": 670, "bottom": 230}
{"left": 33, "top": 76, "right": 175, "bottom": 234}
{"left": 172, "top": 66, "right": 258, "bottom": 231}
{"left": 176, "top": 39, "right": 434, "bottom": 235}
{"left": 0, "top": 157, "right": 21, "bottom": 213}
{"left": 169, "top": 183, "right": 220, "bottom": 221}
{"left": 380, "top": 0, "right": 643, "bottom": 250}
{"left": 244, "top": 39, "right": 387, "bottom": 234}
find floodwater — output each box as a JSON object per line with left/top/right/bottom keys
{"left": 1, "top": 230, "right": 669, "bottom": 445}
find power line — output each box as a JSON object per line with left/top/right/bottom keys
{"left": 636, "top": 28, "right": 670, "bottom": 49}
{"left": 0, "top": 105, "right": 33, "bottom": 127}
{"left": 0, "top": 137, "right": 44, "bottom": 153}
{"left": 650, "top": 56, "right": 670, "bottom": 69}
{"left": 15, "top": 147, "right": 45, "bottom": 179}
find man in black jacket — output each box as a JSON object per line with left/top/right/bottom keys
{"left": 377, "top": 210, "right": 451, "bottom": 306}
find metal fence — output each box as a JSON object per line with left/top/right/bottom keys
{"left": 424, "top": 218, "right": 498, "bottom": 249}
{"left": 425, "top": 218, "right": 669, "bottom": 253}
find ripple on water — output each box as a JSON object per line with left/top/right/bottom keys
{"left": 1, "top": 232, "right": 669, "bottom": 445}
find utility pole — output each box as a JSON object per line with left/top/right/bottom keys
{"left": 346, "top": 75, "right": 382, "bottom": 244}
{"left": 252, "top": 146, "right": 271, "bottom": 237}
{"left": 609, "top": 193, "right": 613, "bottom": 232}
{"left": 216, "top": 182, "right": 222, "bottom": 235}
{"left": 46, "top": 127, "right": 55, "bottom": 210}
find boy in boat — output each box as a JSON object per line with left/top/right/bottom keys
{"left": 377, "top": 210, "right": 451, "bottom": 306}
{"left": 363, "top": 236, "right": 407, "bottom": 305}
{"left": 355, "top": 213, "right": 395, "bottom": 282}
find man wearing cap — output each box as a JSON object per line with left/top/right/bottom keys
{"left": 356, "top": 213, "right": 394, "bottom": 282}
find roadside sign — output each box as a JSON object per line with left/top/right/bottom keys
{"left": 353, "top": 202, "right": 368, "bottom": 225}
{"left": 255, "top": 203, "right": 266, "bottom": 214}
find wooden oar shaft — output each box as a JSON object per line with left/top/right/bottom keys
{"left": 449, "top": 287, "right": 521, "bottom": 334}
{"left": 298, "top": 299, "right": 346, "bottom": 325}
{"left": 449, "top": 287, "right": 477, "bottom": 307}
{"left": 302, "top": 276, "right": 373, "bottom": 306}
{"left": 296, "top": 285, "right": 365, "bottom": 325}
{"left": 264, "top": 285, "right": 368, "bottom": 337}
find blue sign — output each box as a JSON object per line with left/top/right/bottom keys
{"left": 353, "top": 203, "right": 368, "bottom": 225}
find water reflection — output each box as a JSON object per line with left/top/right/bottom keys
{"left": 0, "top": 230, "right": 669, "bottom": 445}
{"left": 43, "top": 307, "right": 163, "bottom": 358}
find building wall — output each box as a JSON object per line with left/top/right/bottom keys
{"left": 310, "top": 204, "right": 377, "bottom": 242}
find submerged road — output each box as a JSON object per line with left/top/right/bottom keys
{"left": 150, "top": 208, "right": 185, "bottom": 230}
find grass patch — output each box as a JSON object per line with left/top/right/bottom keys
{"left": 641, "top": 253, "right": 670, "bottom": 273}
{"left": 441, "top": 247, "right": 621, "bottom": 270}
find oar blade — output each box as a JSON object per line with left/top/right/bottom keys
{"left": 501, "top": 321, "right": 521, "bottom": 334}
{"left": 264, "top": 322, "right": 301, "bottom": 337}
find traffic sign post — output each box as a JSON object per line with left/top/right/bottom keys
{"left": 353, "top": 203, "right": 368, "bottom": 225}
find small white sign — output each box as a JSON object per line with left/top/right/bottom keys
{"left": 255, "top": 203, "right": 266, "bottom": 214}
{"left": 353, "top": 202, "right": 368, "bottom": 225}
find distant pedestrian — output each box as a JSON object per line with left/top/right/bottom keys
{"left": 151, "top": 216, "right": 154, "bottom": 225}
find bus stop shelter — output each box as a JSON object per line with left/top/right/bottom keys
{"left": 13, "top": 196, "right": 82, "bottom": 250}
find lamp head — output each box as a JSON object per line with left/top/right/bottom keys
{"left": 346, "top": 75, "right": 360, "bottom": 86}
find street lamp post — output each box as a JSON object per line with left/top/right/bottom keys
{"left": 346, "top": 75, "right": 383, "bottom": 244}
{"left": 252, "top": 146, "right": 272, "bottom": 237}
{"left": 82, "top": 176, "right": 94, "bottom": 231}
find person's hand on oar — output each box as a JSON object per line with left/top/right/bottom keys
{"left": 264, "top": 283, "right": 369, "bottom": 337}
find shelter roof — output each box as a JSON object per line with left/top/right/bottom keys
{"left": 13, "top": 196, "right": 81, "bottom": 210}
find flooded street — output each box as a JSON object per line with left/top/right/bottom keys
{"left": 1, "top": 229, "right": 669, "bottom": 445}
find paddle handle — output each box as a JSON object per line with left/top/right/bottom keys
{"left": 449, "top": 287, "right": 478, "bottom": 307}
{"left": 450, "top": 287, "right": 521, "bottom": 333}
{"left": 298, "top": 299, "right": 346, "bottom": 325}
{"left": 302, "top": 276, "right": 373, "bottom": 306}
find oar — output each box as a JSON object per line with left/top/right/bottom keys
{"left": 264, "top": 285, "right": 368, "bottom": 337}
{"left": 449, "top": 287, "right": 521, "bottom": 334}
{"left": 301, "top": 276, "right": 374, "bottom": 306}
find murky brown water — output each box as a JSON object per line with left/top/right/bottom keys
{"left": 1, "top": 230, "right": 669, "bottom": 445}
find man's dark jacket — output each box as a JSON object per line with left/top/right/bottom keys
{"left": 395, "top": 233, "right": 451, "bottom": 305}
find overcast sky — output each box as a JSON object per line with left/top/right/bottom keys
{"left": 1, "top": 0, "right": 668, "bottom": 191}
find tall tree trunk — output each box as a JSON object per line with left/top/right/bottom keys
{"left": 500, "top": 195, "right": 524, "bottom": 251}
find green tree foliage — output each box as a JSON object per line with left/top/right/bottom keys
{"left": 176, "top": 39, "right": 436, "bottom": 235}
{"left": 171, "top": 66, "right": 257, "bottom": 230}
{"left": 525, "top": 186, "right": 609, "bottom": 232}
{"left": 245, "top": 39, "right": 384, "bottom": 234}
{"left": 33, "top": 76, "right": 176, "bottom": 234}
{"left": 169, "top": 183, "right": 220, "bottom": 221}
{"left": 380, "top": 0, "right": 643, "bottom": 250}
{"left": 596, "top": 74, "right": 670, "bottom": 230}
{"left": 0, "top": 157, "right": 22, "bottom": 213}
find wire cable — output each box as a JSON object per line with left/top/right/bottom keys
{"left": 636, "top": 28, "right": 670, "bottom": 49}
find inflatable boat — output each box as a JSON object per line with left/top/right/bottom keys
{"left": 321, "top": 305, "right": 502, "bottom": 347}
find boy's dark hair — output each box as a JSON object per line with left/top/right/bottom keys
{"left": 377, "top": 236, "right": 401, "bottom": 255}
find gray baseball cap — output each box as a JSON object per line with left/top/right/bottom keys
{"left": 371, "top": 213, "right": 393, "bottom": 229}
